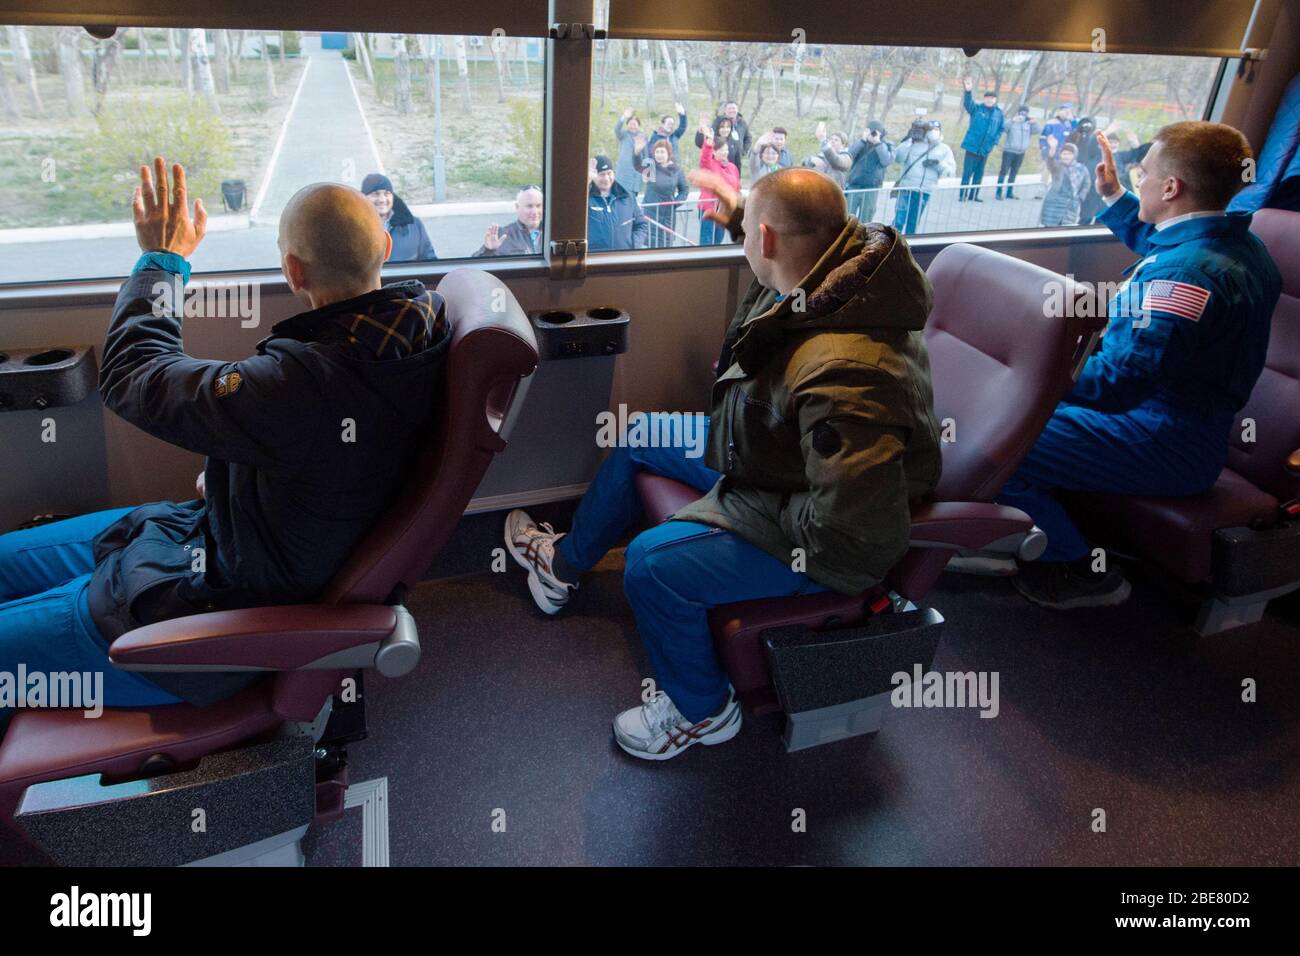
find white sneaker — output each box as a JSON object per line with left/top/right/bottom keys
{"left": 613, "top": 688, "right": 742, "bottom": 761}
{"left": 504, "top": 508, "right": 576, "bottom": 615}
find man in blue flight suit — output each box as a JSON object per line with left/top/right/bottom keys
{"left": 997, "top": 122, "right": 1282, "bottom": 608}
{"left": 0, "top": 157, "right": 451, "bottom": 732}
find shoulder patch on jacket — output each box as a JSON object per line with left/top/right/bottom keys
{"left": 1140, "top": 279, "right": 1211, "bottom": 322}
{"left": 214, "top": 370, "right": 243, "bottom": 398}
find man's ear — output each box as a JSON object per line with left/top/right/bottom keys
{"left": 760, "top": 222, "right": 778, "bottom": 261}
{"left": 383, "top": 231, "right": 393, "bottom": 263}
{"left": 283, "top": 252, "right": 307, "bottom": 291}
{"left": 1162, "top": 175, "right": 1182, "bottom": 202}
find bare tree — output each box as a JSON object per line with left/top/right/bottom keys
{"left": 0, "top": 57, "right": 19, "bottom": 119}
{"left": 6, "top": 26, "right": 43, "bottom": 112}
{"left": 182, "top": 26, "right": 193, "bottom": 95}
{"left": 214, "top": 30, "right": 232, "bottom": 94}
{"left": 91, "top": 34, "right": 122, "bottom": 114}
{"left": 394, "top": 34, "right": 413, "bottom": 112}
{"left": 492, "top": 32, "right": 508, "bottom": 103}
{"left": 353, "top": 33, "right": 375, "bottom": 85}
{"left": 262, "top": 31, "right": 276, "bottom": 97}
{"left": 453, "top": 35, "right": 471, "bottom": 109}
{"left": 56, "top": 28, "right": 86, "bottom": 115}
{"left": 639, "top": 39, "right": 655, "bottom": 112}
{"left": 166, "top": 28, "right": 178, "bottom": 81}
{"left": 190, "top": 29, "right": 220, "bottom": 112}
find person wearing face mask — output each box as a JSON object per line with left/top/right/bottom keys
{"left": 1039, "top": 142, "right": 1091, "bottom": 226}
{"left": 360, "top": 173, "right": 437, "bottom": 261}
{"left": 891, "top": 119, "right": 955, "bottom": 234}
{"left": 473, "top": 185, "right": 545, "bottom": 257}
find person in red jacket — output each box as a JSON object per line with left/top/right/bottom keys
{"left": 697, "top": 116, "right": 740, "bottom": 246}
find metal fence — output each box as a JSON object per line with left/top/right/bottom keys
{"left": 636, "top": 177, "right": 1056, "bottom": 247}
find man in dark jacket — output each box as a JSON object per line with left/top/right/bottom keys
{"left": 0, "top": 157, "right": 451, "bottom": 726}
{"left": 845, "top": 120, "right": 895, "bottom": 222}
{"left": 505, "top": 168, "right": 941, "bottom": 760}
{"left": 958, "top": 78, "right": 1005, "bottom": 201}
{"left": 473, "top": 185, "right": 544, "bottom": 257}
{"left": 360, "top": 173, "right": 437, "bottom": 261}
{"left": 587, "top": 154, "right": 649, "bottom": 251}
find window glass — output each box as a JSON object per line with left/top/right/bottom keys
{"left": 0, "top": 26, "right": 545, "bottom": 283}
{"left": 586, "top": 25, "right": 1221, "bottom": 249}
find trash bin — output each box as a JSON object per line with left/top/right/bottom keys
{"left": 221, "top": 179, "right": 247, "bottom": 212}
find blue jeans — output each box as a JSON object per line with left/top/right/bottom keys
{"left": 892, "top": 189, "right": 931, "bottom": 234}
{"left": 0, "top": 509, "right": 182, "bottom": 733}
{"left": 960, "top": 151, "right": 989, "bottom": 199}
{"left": 996, "top": 402, "right": 1224, "bottom": 562}
{"left": 698, "top": 212, "right": 728, "bottom": 246}
{"left": 558, "top": 414, "right": 826, "bottom": 721}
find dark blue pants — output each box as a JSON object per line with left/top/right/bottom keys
{"left": 698, "top": 212, "right": 728, "bottom": 246}
{"left": 892, "top": 189, "right": 931, "bottom": 234}
{"left": 960, "top": 151, "right": 989, "bottom": 199}
{"left": 996, "top": 150, "right": 1025, "bottom": 197}
{"left": 557, "top": 414, "right": 826, "bottom": 721}
{"left": 0, "top": 509, "right": 182, "bottom": 733}
{"left": 996, "top": 402, "right": 1225, "bottom": 562}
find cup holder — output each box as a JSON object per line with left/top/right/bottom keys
{"left": 537, "top": 310, "right": 576, "bottom": 325}
{"left": 24, "top": 349, "right": 74, "bottom": 367}
{"left": 586, "top": 307, "right": 623, "bottom": 321}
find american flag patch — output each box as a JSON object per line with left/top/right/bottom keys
{"left": 1140, "top": 279, "right": 1211, "bottom": 322}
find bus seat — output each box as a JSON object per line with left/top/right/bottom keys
{"left": 1063, "top": 207, "right": 1300, "bottom": 634}
{"left": 636, "top": 242, "right": 1106, "bottom": 745}
{"left": 0, "top": 268, "right": 539, "bottom": 865}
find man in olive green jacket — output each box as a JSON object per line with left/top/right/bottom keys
{"left": 506, "top": 169, "right": 941, "bottom": 760}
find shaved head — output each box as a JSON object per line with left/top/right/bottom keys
{"left": 278, "top": 183, "right": 389, "bottom": 301}
{"left": 747, "top": 167, "right": 847, "bottom": 242}
{"left": 742, "top": 168, "right": 848, "bottom": 294}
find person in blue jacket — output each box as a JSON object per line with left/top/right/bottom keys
{"left": 0, "top": 158, "right": 452, "bottom": 732}
{"left": 587, "top": 154, "right": 649, "bottom": 251}
{"left": 361, "top": 173, "right": 437, "bottom": 261}
{"left": 958, "top": 77, "right": 1004, "bottom": 202}
{"left": 996, "top": 122, "right": 1282, "bottom": 609}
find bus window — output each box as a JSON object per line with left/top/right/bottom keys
{"left": 0, "top": 26, "right": 546, "bottom": 284}
{"left": 587, "top": 2, "right": 1222, "bottom": 249}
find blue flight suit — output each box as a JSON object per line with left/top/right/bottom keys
{"left": 997, "top": 190, "right": 1282, "bottom": 561}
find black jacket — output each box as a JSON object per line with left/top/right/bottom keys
{"left": 90, "top": 271, "right": 452, "bottom": 704}
{"left": 587, "top": 181, "right": 649, "bottom": 251}
{"left": 642, "top": 161, "right": 689, "bottom": 207}
{"left": 472, "top": 219, "right": 542, "bottom": 257}
{"left": 845, "top": 137, "right": 896, "bottom": 190}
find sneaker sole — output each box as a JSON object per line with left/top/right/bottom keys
{"left": 1011, "top": 575, "right": 1132, "bottom": 610}
{"left": 503, "top": 512, "right": 570, "bottom": 616}
{"left": 613, "top": 703, "right": 743, "bottom": 761}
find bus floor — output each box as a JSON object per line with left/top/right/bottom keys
{"left": 303, "top": 509, "right": 1300, "bottom": 867}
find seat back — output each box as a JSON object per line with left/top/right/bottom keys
{"left": 889, "top": 243, "right": 1103, "bottom": 598}
{"left": 924, "top": 242, "right": 1099, "bottom": 501}
{"left": 272, "top": 268, "right": 538, "bottom": 718}
{"left": 1229, "top": 208, "right": 1300, "bottom": 502}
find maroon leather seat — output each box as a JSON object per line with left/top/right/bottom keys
{"left": 1064, "top": 208, "right": 1300, "bottom": 590}
{"left": 0, "top": 268, "right": 539, "bottom": 840}
{"left": 638, "top": 242, "right": 1106, "bottom": 710}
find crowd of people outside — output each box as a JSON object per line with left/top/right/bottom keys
{"left": 354, "top": 85, "right": 1160, "bottom": 261}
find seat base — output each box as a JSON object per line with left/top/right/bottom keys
{"left": 782, "top": 690, "right": 890, "bottom": 752}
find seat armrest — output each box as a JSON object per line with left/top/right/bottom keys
{"left": 909, "top": 501, "right": 1042, "bottom": 556}
{"left": 109, "top": 604, "right": 421, "bottom": 678}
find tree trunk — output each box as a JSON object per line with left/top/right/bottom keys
{"left": 395, "top": 35, "right": 413, "bottom": 113}
{"left": 519, "top": 37, "right": 530, "bottom": 85}
{"left": 640, "top": 39, "right": 655, "bottom": 112}
{"left": 91, "top": 36, "right": 121, "bottom": 113}
{"left": 0, "top": 59, "right": 19, "bottom": 119}
{"left": 793, "top": 45, "right": 804, "bottom": 118}
{"left": 262, "top": 32, "right": 276, "bottom": 97}
{"left": 6, "top": 26, "right": 43, "bottom": 112}
{"left": 167, "top": 28, "right": 178, "bottom": 81}
{"left": 454, "top": 36, "right": 471, "bottom": 109}
{"left": 232, "top": 30, "right": 245, "bottom": 80}
{"left": 136, "top": 27, "right": 154, "bottom": 79}
{"left": 279, "top": 31, "right": 286, "bottom": 64}
{"left": 492, "top": 33, "right": 507, "bottom": 103}
{"left": 418, "top": 35, "right": 435, "bottom": 102}
{"left": 182, "top": 27, "right": 193, "bottom": 96}
{"left": 190, "top": 29, "right": 219, "bottom": 112}
{"left": 353, "top": 33, "right": 375, "bottom": 85}
{"left": 215, "top": 30, "right": 231, "bottom": 94}
{"left": 56, "top": 28, "right": 86, "bottom": 115}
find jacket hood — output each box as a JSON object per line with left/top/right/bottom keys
{"left": 789, "top": 218, "right": 933, "bottom": 332}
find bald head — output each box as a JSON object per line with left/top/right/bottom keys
{"left": 279, "top": 183, "right": 389, "bottom": 302}
{"left": 748, "top": 167, "right": 847, "bottom": 243}
{"left": 741, "top": 168, "right": 848, "bottom": 295}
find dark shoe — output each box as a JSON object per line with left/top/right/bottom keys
{"left": 973, "top": 196, "right": 984, "bottom": 203}
{"left": 1011, "top": 561, "right": 1132, "bottom": 610}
